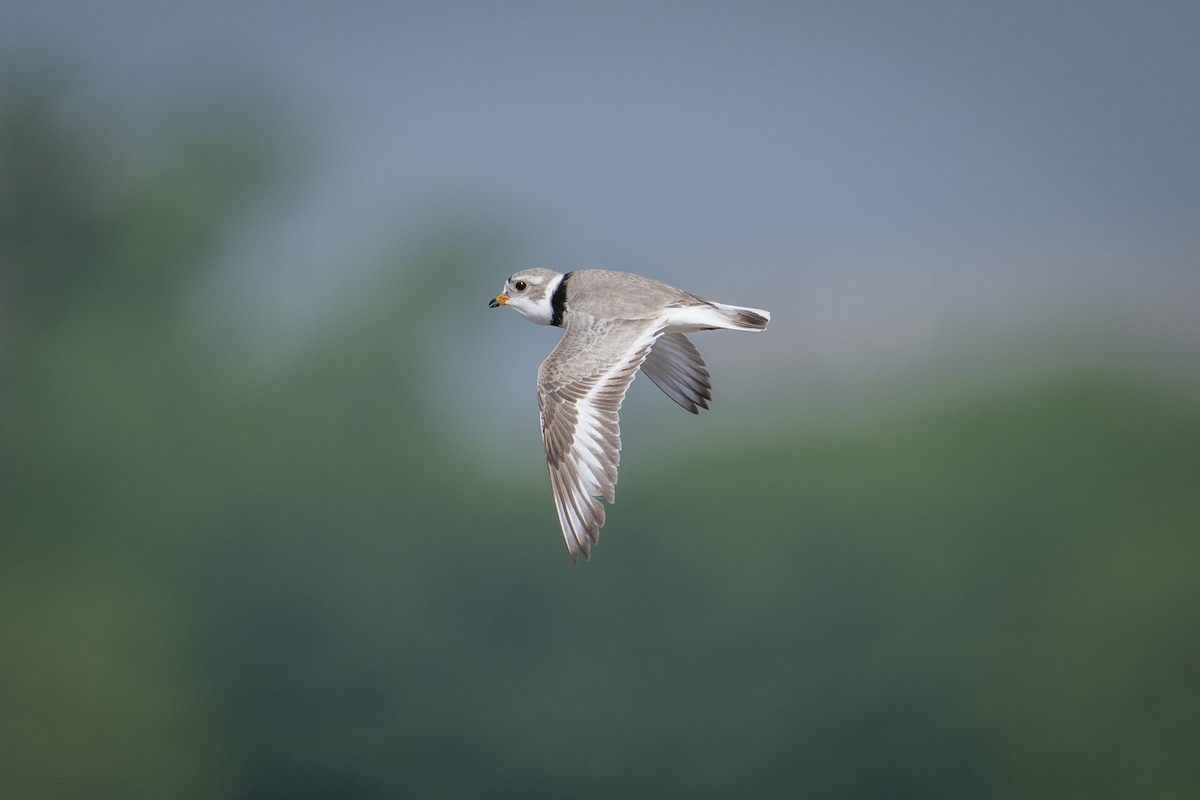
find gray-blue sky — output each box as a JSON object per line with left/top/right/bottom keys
{"left": 5, "top": 0, "right": 1198, "bottom": 405}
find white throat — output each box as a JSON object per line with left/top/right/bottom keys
{"left": 511, "top": 272, "right": 564, "bottom": 326}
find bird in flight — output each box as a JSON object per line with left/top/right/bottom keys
{"left": 489, "top": 268, "right": 770, "bottom": 562}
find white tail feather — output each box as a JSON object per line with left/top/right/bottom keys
{"left": 663, "top": 301, "right": 770, "bottom": 333}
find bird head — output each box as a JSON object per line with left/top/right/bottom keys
{"left": 489, "top": 268, "right": 562, "bottom": 325}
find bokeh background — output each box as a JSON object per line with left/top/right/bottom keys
{"left": 3, "top": 2, "right": 1198, "bottom": 797}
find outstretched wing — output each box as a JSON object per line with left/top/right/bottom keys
{"left": 641, "top": 332, "right": 712, "bottom": 414}
{"left": 537, "top": 315, "right": 664, "bottom": 562}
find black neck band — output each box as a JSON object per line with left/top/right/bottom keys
{"left": 550, "top": 271, "right": 572, "bottom": 327}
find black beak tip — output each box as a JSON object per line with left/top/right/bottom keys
{"left": 488, "top": 298, "right": 500, "bottom": 308}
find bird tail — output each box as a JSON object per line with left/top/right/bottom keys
{"left": 712, "top": 301, "right": 770, "bottom": 330}
{"left": 664, "top": 297, "right": 771, "bottom": 332}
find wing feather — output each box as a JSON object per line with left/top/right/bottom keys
{"left": 537, "top": 315, "right": 664, "bottom": 562}
{"left": 640, "top": 332, "right": 712, "bottom": 413}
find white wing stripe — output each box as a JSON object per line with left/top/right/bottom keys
{"left": 541, "top": 320, "right": 666, "bottom": 561}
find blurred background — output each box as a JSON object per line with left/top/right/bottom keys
{"left": 2, "top": 1, "right": 1198, "bottom": 797}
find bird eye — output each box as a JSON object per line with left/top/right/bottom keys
{"left": 514, "top": 280, "right": 528, "bottom": 291}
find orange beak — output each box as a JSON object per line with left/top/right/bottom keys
{"left": 489, "top": 293, "right": 508, "bottom": 308}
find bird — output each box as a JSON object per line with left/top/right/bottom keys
{"left": 489, "top": 268, "right": 770, "bottom": 562}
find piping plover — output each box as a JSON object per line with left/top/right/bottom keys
{"left": 489, "top": 268, "right": 770, "bottom": 562}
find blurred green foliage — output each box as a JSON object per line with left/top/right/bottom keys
{"left": 2, "top": 79, "right": 1198, "bottom": 799}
